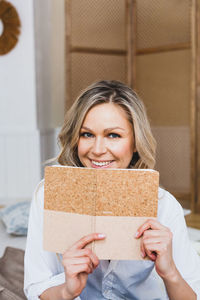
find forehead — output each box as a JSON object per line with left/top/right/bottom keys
{"left": 82, "top": 102, "right": 132, "bottom": 128}
{"left": 85, "top": 102, "right": 128, "bottom": 120}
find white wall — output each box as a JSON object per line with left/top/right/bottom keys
{"left": 51, "top": 0, "right": 65, "bottom": 128}
{"left": 0, "top": 0, "right": 40, "bottom": 204}
{"left": 0, "top": 0, "right": 65, "bottom": 204}
{"left": 34, "top": 0, "right": 65, "bottom": 130}
{"left": 0, "top": 0, "right": 37, "bottom": 131}
{"left": 34, "top": 0, "right": 65, "bottom": 177}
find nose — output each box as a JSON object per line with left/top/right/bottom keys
{"left": 92, "top": 137, "right": 106, "bottom": 156}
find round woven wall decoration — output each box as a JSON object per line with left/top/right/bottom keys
{"left": 0, "top": 0, "right": 21, "bottom": 55}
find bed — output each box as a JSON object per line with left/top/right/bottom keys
{"left": 0, "top": 220, "right": 26, "bottom": 257}
{"left": 0, "top": 202, "right": 28, "bottom": 299}
{"left": 0, "top": 204, "right": 199, "bottom": 300}
{"left": 0, "top": 220, "right": 26, "bottom": 299}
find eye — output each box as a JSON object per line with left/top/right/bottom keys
{"left": 80, "top": 132, "right": 93, "bottom": 138}
{"left": 108, "top": 133, "right": 121, "bottom": 138}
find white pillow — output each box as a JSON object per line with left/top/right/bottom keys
{"left": 0, "top": 201, "right": 30, "bottom": 235}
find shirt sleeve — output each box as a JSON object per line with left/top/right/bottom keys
{"left": 24, "top": 180, "right": 82, "bottom": 300}
{"left": 158, "top": 189, "right": 200, "bottom": 299}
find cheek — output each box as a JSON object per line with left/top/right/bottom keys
{"left": 77, "top": 139, "right": 90, "bottom": 157}
{"left": 77, "top": 140, "right": 84, "bottom": 158}
{"left": 109, "top": 140, "right": 134, "bottom": 160}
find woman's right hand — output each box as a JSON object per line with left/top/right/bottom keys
{"left": 62, "top": 233, "right": 106, "bottom": 299}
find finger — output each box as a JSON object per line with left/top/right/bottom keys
{"left": 84, "top": 248, "right": 99, "bottom": 268}
{"left": 63, "top": 247, "right": 100, "bottom": 269}
{"left": 63, "top": 256, "right": 92, "bottom": 266}
{"left": 64, "top": 248, "right": 95, "bottom": 258}
{"left": 145, "top": 249, "right": 157, "bottom": 261}
{"left": 142, "top": 230, "right": 170, "bottom": 241}
{"left": 140, "top": 240, "right": 147, "bottom": 259}
{"left": 141, "top": 240, "right": 158, "bottom": 261}
{"left": 71, "top": 233, "right": 106, "bottom": 250}
{"left": 143, "top": 237, "right": 168, "bottom": 247}
{"left": 66, "top": 263, "right": 93, "bottom": 277}
{"left": 135, "top": 219, "right": 166, "bottom": 238}
{"left": 141, "top": 241, "right": 156, "bottom": 261}
{"left": 143, "top": 241, "right": 170, "bottom": 256}
{"left": 142, "top": 239, "right": 173, "bottom": 262}
{"left": 63, "top": 248, "right": 99, "bottom": 268}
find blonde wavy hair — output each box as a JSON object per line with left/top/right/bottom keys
{"left": 57, "top": 80, "right": 156, "bottom": 169}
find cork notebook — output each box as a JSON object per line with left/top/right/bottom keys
{"left": 43, "top": 166, "right": 159, "bottom": 260}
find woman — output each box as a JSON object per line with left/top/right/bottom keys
{"left": 24, "top": 80, "right": 200, "bottom": 299}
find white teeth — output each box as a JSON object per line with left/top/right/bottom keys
{"left": 92, "top": 160, "right": 112, "bottom": 166}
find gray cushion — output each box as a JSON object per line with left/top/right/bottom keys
{"left": 0, "top": 202, "right": 30, "bottom": 236}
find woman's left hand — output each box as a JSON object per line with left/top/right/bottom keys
{"left": 135, "top": 219, "right": 177, "bottom": 280}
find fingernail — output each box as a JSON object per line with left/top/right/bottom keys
{"left": 98, "top": 233, "right": 106, "bottom": 238}
{"left": 141, "top": 251, "right": 145, "bottom": 258}
{"left": 135, "top": 231, "right": 139, "bottom": 238}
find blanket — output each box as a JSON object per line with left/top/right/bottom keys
{"left": 0, "top": 247, "right": 26, "bottom": 299}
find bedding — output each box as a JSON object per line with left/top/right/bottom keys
{"left": 0, "top": 201, "right": 28, "bottom": 256}
{"left": 0, "top": 220, "right": 26, "bottom": 257}
{"left": 0, "top": 201, "right": 30, "bottom": 235}
{"left": 0, "top": 247, "right": 26, "bottom": 299}
{"left": 0, "top": 207, "right": 199, "bottom": 300}
{"left": 0, "top": 205, "right": 27, "bottom": 299}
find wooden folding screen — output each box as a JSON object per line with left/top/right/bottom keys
{"left": 132, "top": 0, "right": 197, "bottom": 211}
{"left": 65, "top": 0, "right": 199, "bottom": 212}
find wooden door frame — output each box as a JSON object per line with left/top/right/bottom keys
{"left": 195, "top": 0, "right": 200, "bottom": 212}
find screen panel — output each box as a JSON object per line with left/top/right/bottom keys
{"left": 66, "top": 0, "right": 128, "bottom": 108}
{"left": 71, "top": 53, "right": 126, "bottom": 102}
{"left": 71, "top": 0, "right": 126, "bottom": 50}
{"left": 136, "top": 50, "right": 191, "bottom": 127}
{"left": 136, "top": 0, "right": 191, "bottom": 50}
{"left": 134, "top": 0, "right": 193, "bottom": 201}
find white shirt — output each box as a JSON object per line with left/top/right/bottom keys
{"left": 24, "top": 180, "right": 200, "bottom": 299}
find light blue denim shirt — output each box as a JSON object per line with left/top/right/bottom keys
{"left": 24, "top": 182, "right": 200, "bottom": 300}
{"left": 79, "top": 259, "right": 167, "bottom": 299}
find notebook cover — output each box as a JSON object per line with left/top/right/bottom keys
{"left": 43, "top": 166, "right": 159, "bottom": 260}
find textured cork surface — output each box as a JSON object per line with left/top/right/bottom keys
{"left": 44, "top": 166, "right": 158, "bottom": 217}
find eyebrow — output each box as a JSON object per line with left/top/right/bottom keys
{"left": 81, "top": 126, "right": 125, "bottom": 132}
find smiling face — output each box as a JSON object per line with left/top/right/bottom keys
{"left": 78, "top": 102, "right": 136, "bottom": 169}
